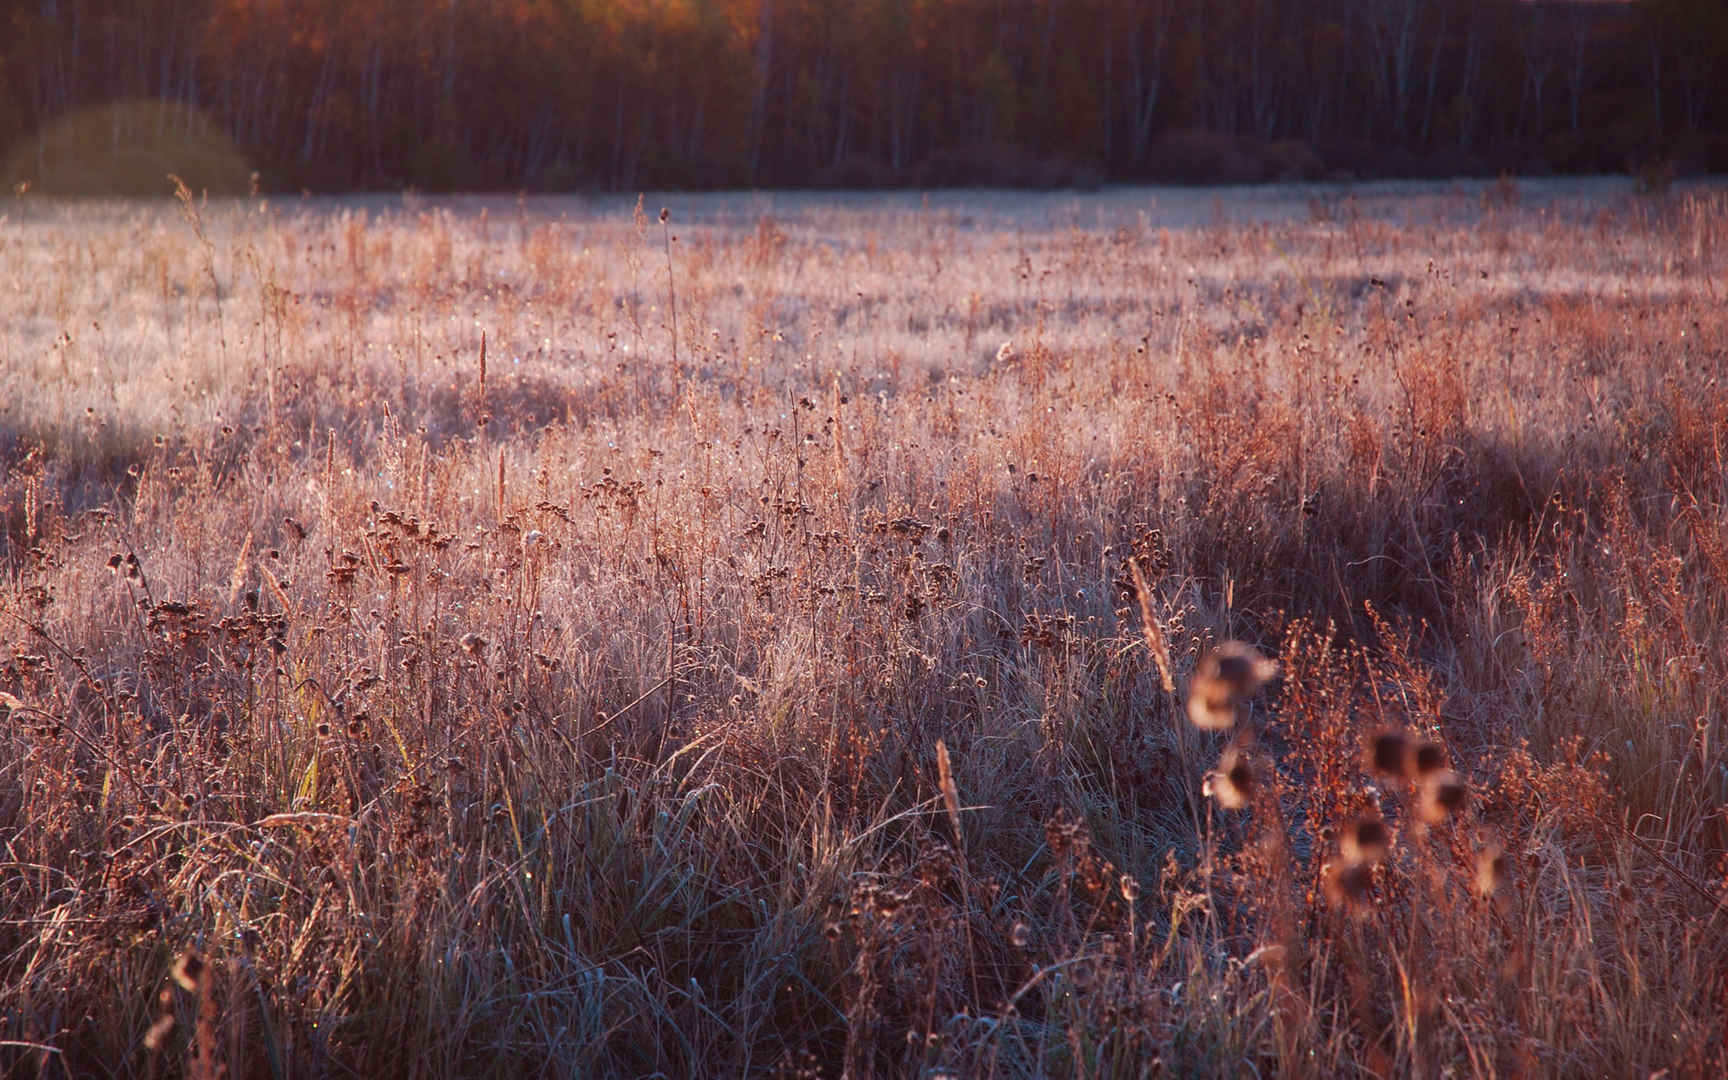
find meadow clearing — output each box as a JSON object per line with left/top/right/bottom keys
{"left": 1, "top": 177, "right": 1725, "bottom": 1076}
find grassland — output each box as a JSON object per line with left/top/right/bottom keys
{"left": 1, "top": 178, "right": 1725, "bottom": 1077}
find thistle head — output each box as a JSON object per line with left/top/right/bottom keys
{"left": 1187, "top": 641, "right": 1279, "bottom": 730}
{"left": 1204, "top": 745, "right": 1256, "bottom": 810}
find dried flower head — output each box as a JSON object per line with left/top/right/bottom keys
{"left": 1323, "top": 859, "right": 1374, "bottom": 910}
{"left": 1417, "top": 770, "right": 1468, "bottom": 823}
{"left": 1186, "top": 641, "right": 1279, "bottom": 730}
{"left": 1412, "top": 740, "right": 1447, "bottom": 777}
{"left": 1204, "top": 746, "right": 1255, "bottom": 809}
{"left": 1342, "top": 815, "right": 1391, "bottom": 864}
{"left": 1369, "top": 729, "right": 1411, "bottom": 778}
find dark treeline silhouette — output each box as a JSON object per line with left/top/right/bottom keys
{"left": 1, "top": 0, "right": 1724, "bottom": 194}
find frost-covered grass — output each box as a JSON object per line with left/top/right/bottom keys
{"left": 2, "top": 179, "right": 1724, "bottom": 1077}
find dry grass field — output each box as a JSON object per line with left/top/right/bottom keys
{"left": 2, "top": 178, "right": 1726, "bottom": 1077}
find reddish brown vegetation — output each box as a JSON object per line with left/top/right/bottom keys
{"left": 0, "top": 182, "right": 1725, "bottom": 1075}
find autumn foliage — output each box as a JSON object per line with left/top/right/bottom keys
{"left": 3, "top": 1, "right": 1728, "bottom": 193}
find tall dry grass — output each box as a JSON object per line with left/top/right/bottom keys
{"left": 1, "top": 180, "right": 1725, "bottom": 1077}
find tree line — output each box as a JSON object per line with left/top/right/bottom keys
{"left": 2, "top": 0, "right": 1725, "bottom": 194}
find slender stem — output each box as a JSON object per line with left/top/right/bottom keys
{"left": 661, "top": 210, "right": 679, "bottom": 375}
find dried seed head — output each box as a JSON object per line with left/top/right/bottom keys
{"left": 935, "top": 738, "right": 962, "bottom": 843}
{"left": 1369, "top": 729, "right": 1411, "bottom": 778}
{"left": 1412, "top": 740, "right": 1447, "bottom": 777}
{"left": 144, "top": 1013, "right": 176, "bottom": 1051}
{"left": 1205, "top": 746, "right": 1255, "bottom": 810}
{"left": 1323, "top": 859, "right": 1374, "bottom": 910}
{"left": 460, "top": 632, "right": 488, "bottom": 657}
{"left": 1186, "top": 641, "right": 1279, "bottom": 730}
{"left": 1417, "top": 770, "right": 1468, "bottom": 823}
{"left": 1011, "top": 921, "right": 1031, "bottom": 948}
{"left": 1120, "top": 874, "right": 1141, "bottom": 902}
{"left": 171, "top": 951, "right": 205, "bottom": 992}
{"left": 1342, "top": 815, "right": 1391, "bottom": 865}
{"left": 1474, "top": 845, "right": 1508, "bottom": 897}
